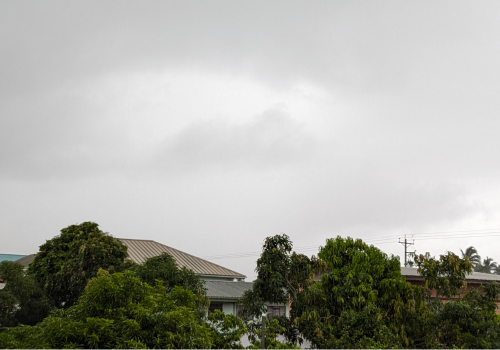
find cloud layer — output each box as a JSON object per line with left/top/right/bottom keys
{"left": 2, "top": 1, "right": 500, "bottom": 279}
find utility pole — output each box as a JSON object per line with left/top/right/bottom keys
{"left": 398, "top": 234, "right": 415, "bottom": 267}
{"left": 261, "top": 312, "right": 266, "bottom": 349}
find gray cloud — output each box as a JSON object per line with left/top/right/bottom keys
{"left": 2, "top": 1, "right": 500, "bottom": 280}
{"left": 154, "top": 108, "right": 316, "bottom": 173}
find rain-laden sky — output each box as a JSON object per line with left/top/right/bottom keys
{"left": 2, "top": 1, "right": 500, "bottom": 280}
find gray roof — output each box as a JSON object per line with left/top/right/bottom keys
{"left": 401, "top": 266, "right": 500, "bottom": 282}
{"left": 15, "top": 254, "right": 36, "bottom": 268}
{"left": 119, "top": 238, "right": 246, "bottom": 279}
{"left": 204, "top": 280, "right": 254, "bottom": 299}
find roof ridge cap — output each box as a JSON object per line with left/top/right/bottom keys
{"left": 139, "top": 240, "right": 247, "bottom": 277}
{"left": 118, "top": 238, "right": 246, "bottom": 277}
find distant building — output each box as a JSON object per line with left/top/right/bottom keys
{"left": 204, "top": 280, "right": 289, "bottom": 318}
{"left": 119, "top": 239, "right": 288, "bottom": 317}
{"left": 401, "top": 266, "right": 500, "bottom": 313}
{"left": 119, "top": 238, "right": 246, "bottom": 281}
{"left": 1, "top": 239, "right": 290, "bottom": 318}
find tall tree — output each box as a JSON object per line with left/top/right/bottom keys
{"left": 294, "top": 236, "right": 430, "bottom": 349}
{"left": 239, "top": 234, "right": 325, "bottom": 346}
{"left": 28, "top": 222, "right": 129, "bottom": 308}
{"left": 475, "top": 257, "right": 498, "bottom": 274}
{"left": 0, "top": 261, "right": 50, "bottom": 327}
{"left": 460, "top": 246, "right": 481, "bottom": 267}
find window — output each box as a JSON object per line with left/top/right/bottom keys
{"left": 209, "top": 302, "right": 223, "bottom": 314}
{"left": 267, "top": 305, "right": 286, "bottom": 317}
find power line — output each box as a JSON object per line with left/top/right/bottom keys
{"left": 201, "top": 229, "right": 500, "bottom": 260}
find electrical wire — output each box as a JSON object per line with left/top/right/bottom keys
{"left": 201, "top": 228, "right": 500, "bottom": 260}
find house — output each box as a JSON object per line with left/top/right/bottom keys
{"left": 401, "top": 266, "right": 500, "bottom": 313}
{"left": 204, "top": 280, "right": 289, "bottom": 318}
{"left": 119, "top": 238, "right": 246, "bottom": 281}
{"left": 119, "top": 239, "right": 291, "bottom": 317}
{"left": 2, "top": 240, "right": 287, "bottom": 318}
{"left": 8, "top": 239, "right": 247, "bottom": 282}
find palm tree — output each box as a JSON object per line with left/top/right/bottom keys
{"left": 494, "top": 265, "right": 500, "bottom": 275}
{"left": 460, "top": 246, "right": 481, "bottom": 268}
{"left": 475, "top": 257, "right": 497, "bottom": 274}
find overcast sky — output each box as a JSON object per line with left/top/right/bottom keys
{"left": 2, "top": 1, "right": 500, "bottom": 280}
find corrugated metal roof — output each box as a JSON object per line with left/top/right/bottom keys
{"left": 401, "top": 266, "right": 500, "bottom": 282}
{"left": 119, "top": 238, "right": 246, "bottom": 279}
{"left": 204, "top": 281, "right": 254, "bottom": 299}
{"left": 15, "top": 254, "right": 36, "bottom": 268}
{"left": 0, "top": 254, "right": 26, "bottom": 263}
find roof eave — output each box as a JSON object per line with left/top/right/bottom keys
{"left": 199, "top": 274, "right": 246, "bottom": 279}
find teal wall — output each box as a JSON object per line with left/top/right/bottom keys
{"left": 0, "top": 254, "right": 26, "bottom": 263}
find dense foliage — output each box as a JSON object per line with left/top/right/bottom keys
{"left": 3, "top": 224, "right": 500, "bottom": 349}
{"left": 207, "top": 310, "right": 247, "bottom": 349}
{"left": 245, "top": 317, "right": 300, "bottom": 349}
{"left": 129, "top": 252, "right": 209, "bottom": 320}
{"left": 239, "top": 234, "right": 325, "bottom": 346}
{"left": 294, "top": 236, "right": 430, "bottom": 348}
{"left": 0, "top": 269, "right": 212, "bottom": 349}
{"left": 415, "top": 252, "right": 500, "bottom": 348}
{"left": 0, "top": 261, "right": 50, "bottom": 327}
{"left": 415, "top": 251, "right": 473, "bottom": 299}
{"left": 242, "top": 235, "right": 500, "bottom": 349}
{"left": 28, "top": 221, "right": 129, "bottom": 308}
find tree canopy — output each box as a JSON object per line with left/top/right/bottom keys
{"left": 0, "top": 261, "right": 50, "bottom": 327}
{"left": 28, "top": 222, "right": 129, "bottom": 308}
{"left": 129, "top": 252, "right": 209, "bottom": 320}
{"left": 0, "top": 269, "right": 212, "bottom": 349}
{"left": 239, "top": 233, "right": 325, "bottom": 345}
{"left": 294, "top": 236, "right": 429, "bottom": 348}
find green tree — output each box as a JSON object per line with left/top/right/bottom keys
{"left": 0, "top": 269, "right": 212, "bottom": 349}
{"left": 0, "top": 261, "right": 50, "bottom": 327}
{"left": 434, "top": 282, "right": 500, "bottom": 349}
{"left": 294, "top": 236, "right": 430, "bottom": 348}
{"left": 460, "top": 246, "right": 481, "bottom": 268}
{"left": 129, "top": 252, "right": 209, "bottom": 320}
{"left": 475, "top": 257, "right": 498, "bottom": 274}
{"left": 206, "top": 310, "right": 247, "bottom": 349}
{"left": 239, "top": 234, "right": 325, "bottom": 345}
{"left": 246, "top": 316, "right": 300, "bottom": 349}
{"left": 28, "top": 222, "right": 129, "bottom": 308}
{"left": 414, "top": 251, "right": 473, "bottom": 300}
{"left": 415, "top": 252, "right": 500, "bottom": 348}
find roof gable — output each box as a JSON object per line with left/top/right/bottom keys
{"left": 119, "top": 238, "right": 246, "bottom": 279}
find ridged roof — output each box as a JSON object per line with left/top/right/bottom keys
{"left": 204, "top": 281, "right": 254, "bottom": 299}
{"left": 401, "top": 266, "right": 500, "bottom": 282}
{"left": 119, "top": 238, "right": 246, "bottom": 279}
{"left": 15, "top": 254, "right": 36, "bottom": 268}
